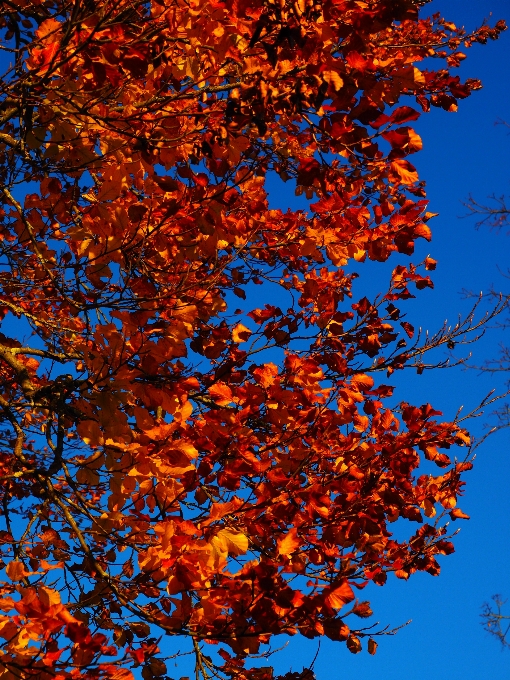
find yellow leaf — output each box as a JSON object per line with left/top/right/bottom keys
{"left": 216, "top": 529, "right": 249, "bottom": 556}
{"left": 277, "top": 528, "right": 300, "bottom": 557}
{"left": 232, "top": 323, "right": 252, "bottom": 343}
{"left": 323, "top": 70, "right": 344, "bottom": 91}
{"left": 407, "top": 128, "right": 423, "bottom": 153}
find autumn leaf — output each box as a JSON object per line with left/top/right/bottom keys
{"left": 322, "top": 70, "right": 344, "bottom": 91}
{"left": 39, "top": 587, "right": 61, "bottom": 608}
{"left": 382, "top": 127, "right": 422, "bottom": 154}
{"left": 215, "top": 529, "right": 249, "bottom": 556}
{"left": 35, "top": 18, "right": 62, "bottom": 40}
{"left": 252, "top": 363, "right": 278, "bottom": 387}
{"left": 395, "top": 570, "right": 410, "bottom": 580}
{"left": 209, "top": 529, "right": 249, "bottom": 568}
{"left": 209, "top": 382, "right": 233, "bottom": 405}
{"left": 352, "top": 601, "right": 373, "bottom": 618}
{"left": 450, "top": 508, "right": 470, "bottom": 520}
{"left": 414, "top": 223, "right": 432, "bottom": 241}
{"left": 277, "top": 528, "right": 301, "bottom": 557}
{"left": 395, "top": 65, "right": 426, "bottom": 89}
{"left": 400, "top": 321, "right": 414, "bottom": 339}
{"left": 350, "top": 373, "right": 374, "bottom": 392}
{"left": 390, "top": 159, "right": 419, "bottom": 185}
{"left": 232, "top": 323, "right": 252, "bottom": 343}
{"left": 0, "top": 0, "right": 504, "bottom": 673}
{"left": 346, "top": 634, "right": 362, "bottom": 654}
{"left": 325, "top": 581, "right": 355, "bottom": 610}
{"left": 5, "top": 561, "right": 27, "bottom": 582}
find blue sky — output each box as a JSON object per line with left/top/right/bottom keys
{"left": 246, "top": 2, "right": 510, "bottom": 679}
{"left": 0, "top": 2, "right": 508, "bottom": 678}
{"left": 166, "top": 3, "right": 510, "bottom": 679}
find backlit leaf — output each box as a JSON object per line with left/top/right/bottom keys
{"left": 277, "top": 528, "right": 300, "bottom": 557}
{"left": 325, "top": 582, "right": 355, "bottom": 610}
{"left": 6, "top": 561, "right": 26, "bottom": 582}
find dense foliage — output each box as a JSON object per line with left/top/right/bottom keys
{"left": 0, "top": 1, "right": 505, "bottom": 678}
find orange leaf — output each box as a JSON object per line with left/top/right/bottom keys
{"left": 325, "top": 581, "right": 355, "bottom": 609}
{"left": 450, "top": 508, "right": 470, "bottom": 520}
{"left": 350, "top": 373, "right": 374, "bottom": 392}
{"left": 39, "top": 586, "right": 61, "bottom": 608}
{"left": 215, "top": 529, "right": 249, "bottom": 556}
{"left": 395, "top": 65, "right": 426, "bottom": 89}
{"left": 352, "top": 601, "right": 373, "bottom": 618}
{"left": 252, "top": 363, "right": 278, "bottom": 388}
{"left": 76, "top": 420, "right": 103, "bottom": 447}
{"left": 346, "top": 634, "right": 362, "bottom": 654}
{"left": 277, "top": 528, "right": 301, "bottom": 557}
{"left": 323, "top": 70, "right": 344, "bottom": 91}
{"left": 6, "top": 561, "right": 27, "bottom": 582}
{"left": 390, "top": 159, "right": 419, "bottom": 185}
{"left": 36, "top": 18, "right": 62, "bottom": 40}
{"left": 407, "top": 128, "right": 423, "bottom": 153}
{"left": 414, "top": 223, "right": 432, "bottom": 241}
{"left": 395, "top": 569, "right": 409, "bottom": 580}
{"left": 209, "top": 382, "right": 233, "bottom": 405}
{"left": 232, "top": 323, "right": 252, "bottom": 343}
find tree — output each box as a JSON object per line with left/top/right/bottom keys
{"left": 465, "top": 128, "right": 510, "bottom": 434}
{"left": 465, "top": 123, "right": 510, "bottom": 650}
{"left": 0, "top": 1, "right": 505, "bottom": 678}
{"left": 481, "top": 596, "right": 510, "bottom": 650}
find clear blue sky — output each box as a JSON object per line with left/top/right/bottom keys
{"left": 166, "top": 2, "right": 510, "bottom": 678}
{"left": 211, "top": 2, "right": 510, "bottom": 679}
{"left": 263, "top": 2, "right": 510, "bottom": 678}
{"left": 2, "top": 2, "right": 508, "bottom": 678}
{"left": 160, "top": 3, "right": 510, "bottom": 679}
